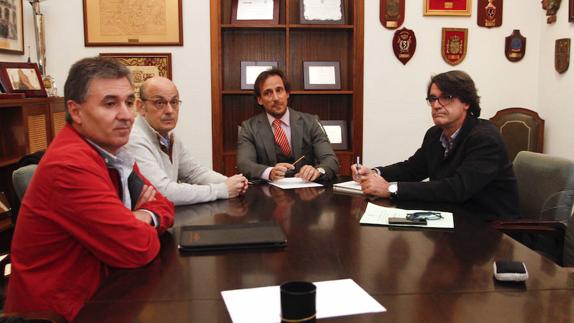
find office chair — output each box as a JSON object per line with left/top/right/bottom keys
{"left": 493, "top": 151, "right": 574, "bottom": 266}
{"left": 11, "top": 165, "right": 38, "bottom": 203}
{"left": 489, "top": 107, "right": 544, "bottom": 162}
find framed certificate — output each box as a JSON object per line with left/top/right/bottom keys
{"left": 231, "top": 0, "right": 280, "bottom": 25}
{"left": 303, "top": 61, "right": 341, "bottom": 90}
{"left": 300, "top": 0, "right": 345, "bottom": 24}
{"left": 320, "top": 120, "right": 348, "bottom": 150}
{"left": 240, "top": 61, "right": 278, "bottom": 90}
{"left": 424, "top": 0, "right": 472, "bottom": 16}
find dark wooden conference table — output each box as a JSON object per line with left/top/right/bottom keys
{"left": 74, "top": 183, "right": 574, "bottom": 323}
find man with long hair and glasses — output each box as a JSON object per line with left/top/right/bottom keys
{"left": 352, "top": 70, "right": 519, "bottom": 219}
{"left": 127, "top": 77, "right": 248, "bottom": 206}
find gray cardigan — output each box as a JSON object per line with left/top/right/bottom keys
{"left": 127, "top": 117, "right": 228, "bottom": 206}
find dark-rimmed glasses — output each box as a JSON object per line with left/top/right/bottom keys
{"left": 406, "top": 211, "right": 443, "bottom": 221}
{"left": 426, "top": 95, "right": 454, "bottom": 107}
{"left": 142, "top": 98, "right": 182, "bottom": 111}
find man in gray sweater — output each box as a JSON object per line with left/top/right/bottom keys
{"left": 127, "top": 77, "right": 247, "bottom": 206}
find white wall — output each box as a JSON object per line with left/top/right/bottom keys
{"left": 537, "top": 3, "right": 574, "bottom": 160}
{"left": 0, "top": 0, "right": 215, "bottom": 166}
{"left": 1, "top": 1, "right": 572, "bottom": 167}
{"left": 364, "top": 0, "right": 544, "bottom": 166}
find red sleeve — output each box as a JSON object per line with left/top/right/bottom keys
{"left": 49, "top": 161, "right": 170, "bottom": 268}
{"left": 134, "top": 163, "right": 175, "bottom": 232}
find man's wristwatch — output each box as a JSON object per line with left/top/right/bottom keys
{"left": 317, "top": 167, "right": 326, "bottom": 177}
{"left": 388, "top": 182, "right": 398, "bottom": 198}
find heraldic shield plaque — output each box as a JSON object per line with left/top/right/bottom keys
{"left": 505, "top": 29, "right": 526, "bottom": 62}
{"left": 380, "top": 0, "right": 405, "bottom": 29}
{"left": 393, "top": 27, "right": 416, "bottom": 65}
{"left": 441, "top": 28, "right": 468, "bottom": 66}
{"left": 477, "top": 0, "right": 503, "bottom": 28}
{"left": 555, "top": 38, "right": 570, "bottom": 74}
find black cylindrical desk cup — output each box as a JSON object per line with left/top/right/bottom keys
{"left": 280, "top": 281, "right": 317, "bottom": 322}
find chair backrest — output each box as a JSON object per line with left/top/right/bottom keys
{"left": 513, "top": 151, "right": 574, "bottom": 221}
{"left": 11, "top": 164, "right": 38, "bottom": 202}
{"left": 489, "top": 107, "right": 544, "bottom": 162}
{"left": 564, "top": 212, "right": 574, "bottom": 267}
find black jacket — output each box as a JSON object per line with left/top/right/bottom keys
{"left": 376, "top": 117, "right": 520, "bottom": 219}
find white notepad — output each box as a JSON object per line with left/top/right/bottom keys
{"left": 360, "top": 202, "right": 454, "bottom": 229}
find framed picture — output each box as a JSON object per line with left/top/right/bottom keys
{"left": 303, "top": 61, "right": 341, "bottom": 90}
{"left": 300, "top": 0, "right": 345, "bottom": 24}
{"left": 0, "top": 0, "right": 24, "bottom": 54}
{"left": 570, "top": 0, "right": 574, "bottom": 22}
{"left": 424, "top": 0, "right": 471, "bottom": 16}
{"left": 320, "top": 120, "right": 348, "bottom": 150}
{"left": 0, "top": 62, "right": 46, "bottom": 97}
{"left": 83, "top": 0, "right": 183, "bottom": 46}
{"left": 231, "top": 0, "right": 280, "bottom": 25}
{"left": 240, "top": 61, "right": 278, "bottom": 90}
{"left": 100, "top": 53, "right": 172, "bottom": 96}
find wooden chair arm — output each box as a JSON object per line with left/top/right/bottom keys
{"left": 491, "top": 219, "right": 567, "bottom": 235}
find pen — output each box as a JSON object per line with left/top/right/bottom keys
{"left": 356, "top": 156, "right": 361, "bottom": 171}
{"left": 292, "top": 155, "right": 305, "bottom": 167}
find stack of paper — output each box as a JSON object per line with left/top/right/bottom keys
{"left": 333, "top": 180, "right": 363, "bottom": 195}
{"left": 269, "top": 177, "right": 323, "bottom": 190}
{"left": 221, "top": 279, "right": 386, "bottom": 323}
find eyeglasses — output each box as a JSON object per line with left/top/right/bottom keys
{"left": 406, "top": 211, "right": 443, "bottom": 221}
{"left": 142, "top": 98, "right": 182, "bottom": 110}
{"left": 426, "top": 95, "right": 454, "bottom": 107}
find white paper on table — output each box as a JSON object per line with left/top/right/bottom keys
{"left": 360, "top": 202, "right": 454, "bottom": 229}
{"left": 221, "top": 278, "right": 386, "bottom": 323}
{"left": 323, "top": 125, "right": 342, "bottom": 143}
{"left": 308, "top": 66, "right": 336, "bottom": 85}
{"left": 246, "top": 65, "right": 273, "bottom": 84}
{"left": 303, "top": 0, "right": 343, "bottom": 21}
{"left": 269, "top": 177, "right": 323, "bottom": 189}
{"left": 236, "top": 0, "right": 274, "bottom": 20}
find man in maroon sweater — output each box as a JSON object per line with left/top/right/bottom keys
{"left": 5, "top": 57, "right": 175, "bottom": 321}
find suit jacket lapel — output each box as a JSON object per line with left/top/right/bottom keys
{"left": 256, "top": 113, "right": 277, "bottom": 165}
{"left": 290, "top": 109, "right": 303, "bottom": 159}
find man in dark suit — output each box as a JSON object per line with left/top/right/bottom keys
{"left": 237, "top": 68, "right": 339, "bottom": 182}
{"left": 352, "top": 70, "right": 520, "bottom": 219}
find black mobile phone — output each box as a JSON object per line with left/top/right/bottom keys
{"left": 388, "top": 217, "right": 427, "bottom": 225}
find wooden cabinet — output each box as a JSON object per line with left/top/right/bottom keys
{"left": 0, "top": 97, "right": 65, "bottom": 167}
{"left": 0, "top": 97, "right": 64, "bottom": 208}
{"left": 210, "top": 0, "right": 364, "bottom": 176}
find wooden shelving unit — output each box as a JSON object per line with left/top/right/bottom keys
{"left": 210, "top": 0, "right": 364, "bottom": 176}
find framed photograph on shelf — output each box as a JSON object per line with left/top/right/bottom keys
{"left": 570, "top": 0, "right": 574, "bottom": 22}
{"left": 303, "top": 61, "right": 341, "bottom": 90}
{"left": 0, "top": 62, "right": 46, "bottom": 97}
{"left": 83, "top": 0, "right": 183, "bottom": 46}
{"left": 231, "top": 0, "right": 280, "bottom": 25}
{"left": 240, "top": 61, "right": 278, "bottom": 90}
{"left": 424, "top": 0, "right": 471, "bottom": 16}
{"left": 0, "top": 0, "right": 24, "bottom": 54}
{"left": 300, "top": 0, "right": 345, "bottom": 24}
{"left": 320, "top": 120, "right": 348, "bottom": 150}
{"left": 100, "top": 53, "right": 172, "bottom": 95}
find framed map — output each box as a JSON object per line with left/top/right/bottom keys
{"left": 99, "top": 53, "right": 172, "bottom": 96}
{"left": 83, "top": 0, "right": 183, "bottom": 46}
